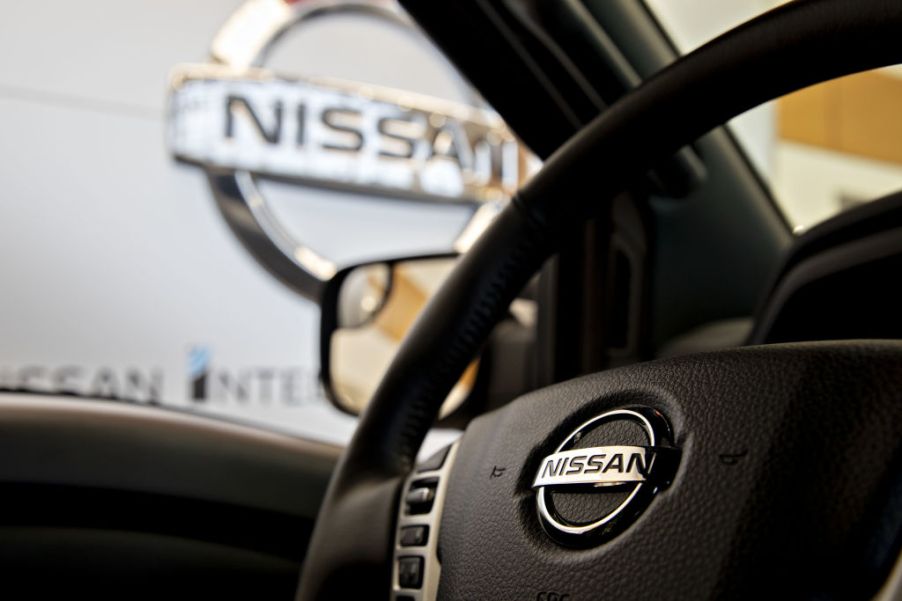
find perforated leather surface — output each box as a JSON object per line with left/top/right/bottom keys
{"left": 439, "top": 342, "right": 902, "bottom": 600}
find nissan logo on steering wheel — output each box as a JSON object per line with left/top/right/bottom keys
{"left": 533, "top": 408, "right": 679, "bottom": 546}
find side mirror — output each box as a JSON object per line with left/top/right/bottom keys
{"left": 320, "top": 255, "right": 480, "bottom": 419}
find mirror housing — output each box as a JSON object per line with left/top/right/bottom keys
{"left": 319, "top": 254, "right": 482, "bottom": 421}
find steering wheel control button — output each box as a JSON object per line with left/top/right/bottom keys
{"left": 532, "top": 407, "right": 679, "bottom": 546}
{"left": 400, "top": 525, "right": 429, "bottom": 547}
{"left": 398, "top": 556, "right": 424, "bottom": 589}
{"left": 405, "top": 483, "right": 437, "bottom": 515}
{"left": 406, "top": 486, "right": 436, "bottom": 505}
{"left": 417, "top": 445, "right": 451, "bottom": 473}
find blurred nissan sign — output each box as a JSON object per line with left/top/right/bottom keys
{"left": 169, "top": 68, "right": 521, "bottom": 201}
{"left": 167, "top": 0, "right": 533, "bottom": 299}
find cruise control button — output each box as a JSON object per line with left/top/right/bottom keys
{"left": 398, "top": 556, "right": 424, "bottom": 589}
{"left": 400, "top": 525, "right": 429, "bottom": 547}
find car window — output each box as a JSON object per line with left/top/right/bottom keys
{"left": 0, "top": 0, "right": 529, "bottom": 446}
{"left": 647, "top": 0, "right": 902, "bottom": 232}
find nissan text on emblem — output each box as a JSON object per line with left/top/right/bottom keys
{"left": 533, "top": 408, "right": 679, "bottom": 546}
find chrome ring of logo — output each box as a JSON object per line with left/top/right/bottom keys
{"left": 166, "top": 0, "right": 533, "bottom": 300}
{"left": 533, "top": 408, "right": 678, "bottom": 545}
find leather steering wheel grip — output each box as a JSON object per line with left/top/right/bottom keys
{"left": 296, "top": 1, "right": 902, "bottom": 598}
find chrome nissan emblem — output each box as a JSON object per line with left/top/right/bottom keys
{"left": 165, "top": 0, "right": 533, "bottom": 300}
{"left": 533, "top": 408, "right": 679, "bottom": 546}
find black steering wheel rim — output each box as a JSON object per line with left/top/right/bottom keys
{"left": 297, "top": 1, "right": 902, "bottom": 598}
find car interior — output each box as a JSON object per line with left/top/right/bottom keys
{"left": 1, "top": 0, "right": 901, "bottom": 599}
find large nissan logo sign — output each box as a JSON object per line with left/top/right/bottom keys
{"left": 532, "top": 408, "right": 679, "bottom": 546}
{"left": 166, "top": 0, "right": 533, "bottom": 299}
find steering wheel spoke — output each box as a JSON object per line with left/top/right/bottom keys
{"left": 391, "top": 442, "right": 459, "bottom": 600}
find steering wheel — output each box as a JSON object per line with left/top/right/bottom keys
{"left": 298, "top": 1, "right": 902, "bottom": 598}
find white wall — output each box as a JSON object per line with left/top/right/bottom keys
{"left": 0, "top": 0, "right": 471, "bottom": 449}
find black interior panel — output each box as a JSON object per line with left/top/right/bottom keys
{"left": 0, "top": 394, "right": 340, "bottom": 598}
